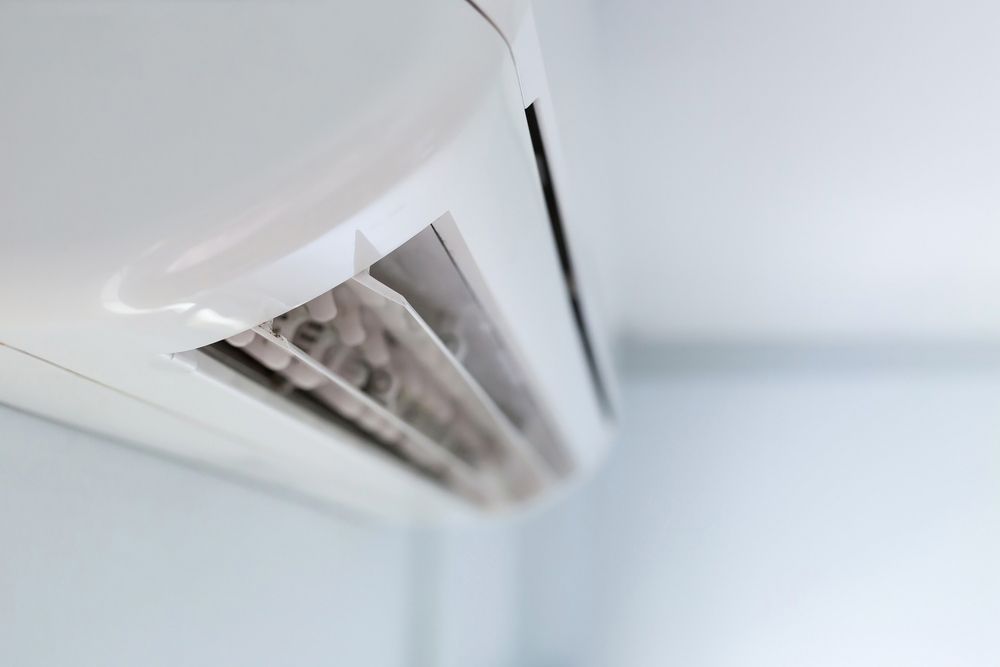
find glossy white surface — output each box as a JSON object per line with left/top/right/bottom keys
{"left": 0, "top": 0, "right": 611, "bottom": 517}
{"left": 1, "top": 1, "right": 497, "bottom": 350}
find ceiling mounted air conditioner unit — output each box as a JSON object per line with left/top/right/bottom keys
{"left": 0, "top": 0, "right": 615, "bottom": 520}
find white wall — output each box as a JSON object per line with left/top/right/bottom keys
{"left": 0, "top": 404, "right": 537, "bottom": 667}
{"left": 520, "top": 354, "right": 1000, "bottom": 666}
{"left": 416, "top": 524, "right": 523, "bottom": 667}
{"left": 596, "top": 0, "right": 1000, "bottom": 341}
{"left": 0, "top": 406, "right": 420, "bottom": 667}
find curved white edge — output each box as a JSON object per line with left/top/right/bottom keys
{"left": 0, "top": 0, "right": 502, "bottom": 350}
{"left": 0, "top": 343, "right": 474, "bottom": 524}
{"left": 0, "top": 0, "right": 615, "bottom": 519}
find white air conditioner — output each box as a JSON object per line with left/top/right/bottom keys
{"left": 0, "top": 0, "right": 615, "bottom": 520}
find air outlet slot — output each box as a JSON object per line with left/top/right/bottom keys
{"left": 192, "top": 224, "right": 568, "bottom": 507}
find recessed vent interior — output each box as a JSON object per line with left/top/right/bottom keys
{"left": 193, "top": 225, "right": 568, "bottom": 507}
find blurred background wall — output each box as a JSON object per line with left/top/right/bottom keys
{"left": 0, "top": 404, "right": 526, "bottom": 666}
{"left": 0, "top": 406, "right": 420, "bottom": 666}
{"left": 518, "top": 350, "right": 1000, "bottom": 666}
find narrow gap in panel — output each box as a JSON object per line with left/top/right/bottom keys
{"left": 524, "top": 103, "right": 613, "bottom": 417}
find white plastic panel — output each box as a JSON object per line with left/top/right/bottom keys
{"left": 0, "top": 0, "right": 613, "bottom": 519}
{"left": 370, "top": 225, "right": 571, "bottom": 473}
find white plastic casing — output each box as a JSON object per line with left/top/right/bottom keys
{"left": 0, "top": 0, "right": 613, "bottom": 520}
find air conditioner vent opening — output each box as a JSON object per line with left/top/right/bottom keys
{"left": 191, "top": 224, "right": 571, "bottom": 509}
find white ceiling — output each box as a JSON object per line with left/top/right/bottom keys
{"left": 538, "top": 0, "right": 1000, "bottom": 343}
